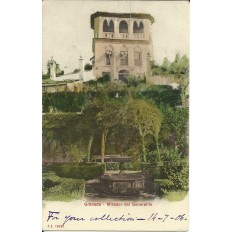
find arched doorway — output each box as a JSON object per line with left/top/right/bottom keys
{"left": 118, "top": 69, "right": 129, "bottom": 83}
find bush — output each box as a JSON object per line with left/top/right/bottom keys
{"left": 73, "top": 68, "right": 80, "bottom": 73}
{"left": 154, "top": 179, "right": 175, "bottom": 195}
{"left": 161, "top": 148, "right": 189, "bottom": 191}
{"left": 42, "top": 73, "right": 50, "bottom": 79}
{"left": 42, "top": 171, "right": 61, "bottom": 191}
{"left": 120, "top": 162, "right": 141, "bottom": 171}
{"left": 42, "top": 92, "right": 86, "bottom": 113}
{"left": 51, "top": 163, "right": 106, "bottom": 180}
{"left": 84, "top": 63, "right": 93, "bottom": 71}
{"left": 143, "top": 148, "right": 189, "bottom": 192}
{"left": 106, "top": 162, "right": 120, "bottom": 171}
{"left": 97, "top": 74, "right": 110, "bottom": 84}
{"left": 141, "top": 162, "right": 165, "bottom": 179}
{"left": 140, "top": 85, "right": 181, "bottom": 107}
{"left": 43, "top": 178, "right": 85, "bottom": 201}
{"left": 42, "top": 171, "right": 85, "bottom": 201}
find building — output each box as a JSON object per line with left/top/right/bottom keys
{"left": 90, "top": 11, "right": 155, "bottom": 82}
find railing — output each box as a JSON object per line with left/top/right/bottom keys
{"left": 101, "top": 33, "right": 145, "bottom": 40}
{"left": 133, "top": 33, "right": 144, "bottom": 40}
{"left": 103, "top": 32, "right": 114, "bottom": 38}
{"left": 119, "top": 33, "right": 129, "bottom": 39}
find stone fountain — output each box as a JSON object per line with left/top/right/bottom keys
{"left": 96, "top": 155, "right": 145, "bottom": 196}
{"left": 100, "top": 171, "right": 145, "bottom": 196}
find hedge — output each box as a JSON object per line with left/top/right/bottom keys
{"left": 42, "top": 171, "right": 85, "bottom": 201}
{"left": 51, "top": 163, "right": 106, "bottom": 180}
{"left": 106, "top": 162, "right": 120, "bottom": 171}
{"left": 105, "top": 162, "right": 141, "bottom": 171}
{"left": 120, "top": 162, "right": 141, "bottom": 171}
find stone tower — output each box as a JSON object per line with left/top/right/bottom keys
{"left": 90, "top": 11, "right": 154, "bottom": 82}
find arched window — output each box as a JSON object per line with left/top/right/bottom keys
{"left": 103, "top": 19, "right": 114, "bottom": 32}
{"left": 120, "top": 46, "right": 128, "bottom": 65}
{"left": 133, "top": 21, "right": 144, "bottom": 33}
{"left": 119, "top": 20, "right": 128, "bottom": 33}
{"left": 105, "top": 45, "right": 113, "bottom": 65}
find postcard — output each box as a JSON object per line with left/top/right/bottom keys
{"left": 42, "top": 0, "right": 189, "bottom": 231}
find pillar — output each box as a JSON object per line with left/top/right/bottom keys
{"left": 79, "top": 55, "right": 84, "bottom": 81}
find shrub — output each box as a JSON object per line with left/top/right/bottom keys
{"left": 51, "top": 163, "right": 106, "bottom": 180}
{"left": 73, "top": 68, "right": 80, "bottom": 73}
{"left": 154, "top": 179, "right": 175, "bottom": 194}
{"left": 97, "top": 74, "right": 110, "bottom": 84}
{"left": 120, "top": 162, "right": 141, "bottom": 171}
{"left": 161, "top": 148, "right": 189, "bottom": 191}
{"left": 84, "top": 63, "right": 93, "bottom": 71}
{"left": 106, "top": 162, "right": 120, "bottom": 171}
{"left": 42, "top": 92, "right": 86, "bottom": 113}
{"left": 42, "top": 171, "right": 61, "bottom": 191}
{"left": 42, "top": 171, "right": 85, "bottom": 201}
{"left": 43, "top": 178, "right": 85, "bottom": 201}
{"left": 42, "top": 73, "right": 50, "bottom": 79}
{"left": 141, "top": 162, "right": 165, "bottom": 179}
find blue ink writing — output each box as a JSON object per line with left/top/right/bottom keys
{"left": 47, "top": 211, "right": 60, "bottom": 222}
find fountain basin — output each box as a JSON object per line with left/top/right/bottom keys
{"left": 100, "top": 172, "right": 145, "bottom": 196}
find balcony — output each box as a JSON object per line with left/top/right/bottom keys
{"left": 119, "top": 33, "right": 129, "bottom": 39}
{"left": 133, "top": 33, "right": 144, "bottom": 40}
{"left": 104, "top": 32, "right": 114, "bottom": 38}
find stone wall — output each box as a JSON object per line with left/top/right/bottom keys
{"left": 147, "top": 75, "right": 175, "bottom": 85}
{"left": 42, "top": 81, "right": 83, "bottom": 93}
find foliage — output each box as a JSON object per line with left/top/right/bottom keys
{"left": 68, "top": 144, "right": 86, "bottom": 164}
{"left": 46, "top": 59, "right": 64, "bottom": 77}
{"left": 42, "top": 73, "right": 50, "bottom": 80}
{"left": 73, "top": 68, "right": 80, "bottom": 73}
{"left": 161, "top": 107, "right": 189, "bottom": 153}
{"left": 125, "top": 99, "right": 163, "bottom": 162}
{"left": 42, "top": 171, "right": 85, "bottom": 201}
{"left": 154, "top": 179, "right": 175, "bottom": 194}
{"left": 160, "top": 148, "right": 189, "bottom": 192}
{"left": 97, "top": 74, "right": 110, "bottom": 84}
{"left": 127, "top": 76, "right": 145, "bottom": 87}
{"left": 141, "top": 161, "right": 165, "bottom": 178}
{"left": 138, "top": 85, "right": 182, "bottom": 107}
{"left": 50, "top": 163, "right": 106, "bottom": 180}
{"left": 120, "top": 161, "right": 141, "bottom": 171}
{"left": 42, "top": 171, "right": 61, "bottom": 191}
{"left": 42, "top": 92, "right": 86, "bottom": 113}
{"left": 151, "top": 54, "right": 189, "bottom": 76}
{"left": 84, "top": 63, "right": 93, "bottom": 71}
{"left": 105, "top": 162, "right": 120, "bottom": 171}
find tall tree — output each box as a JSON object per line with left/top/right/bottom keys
{"left": 125, "top": 99, "right": 163, "bottom": 162}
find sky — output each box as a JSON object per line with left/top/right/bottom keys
{"left": 42, "top": 0, "right": 189, "bottom": 74}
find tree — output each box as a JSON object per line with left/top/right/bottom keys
{"left": 84, "top": 63, "right": 93, "bottom": 71}
{"left": 125, "top": 99, "right": 163, "bottom": 162}
{"left": 83, "top": 91, "right": 125, "bottom": 163}
{"left": 172, "top": 54, "right": 189, "bottom": 104}
{"left": 161, "top": 57, "right": 170, "bottom": 73}
{"left": 161, "top": 107, "right": 189, "bottom": 154}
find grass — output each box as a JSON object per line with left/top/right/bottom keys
{"left": 163, "top": 191, "right": 188, "bottom": 202}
